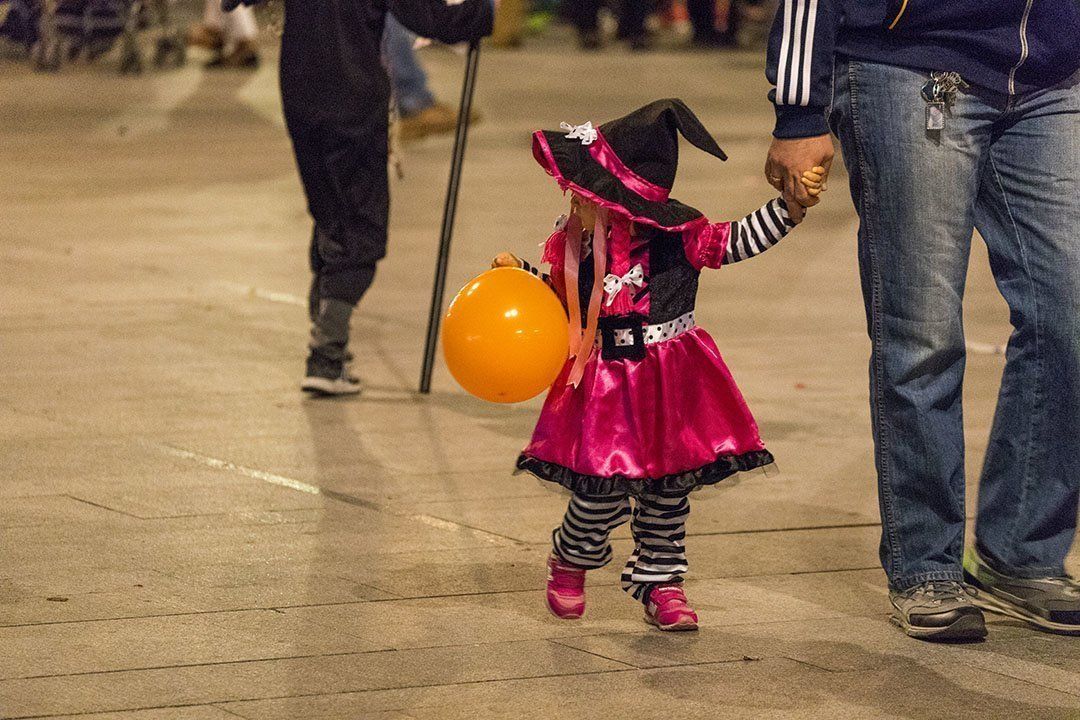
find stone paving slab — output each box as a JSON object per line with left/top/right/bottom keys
{"left": 0, "top": 496, "right": 118, "bottom": 529}
{"left": 399, "top": 478, "right": 882, "bottom": 540}
{"left": 216, "top": 655, "right": 1080, "bottom": 720}
{"left": 217, "top": 660, "right": 819, "bottom": 720}
{"left": 65, "top": 480, "right": 328, "bottom": 519}
{"left": 34, "top": 710, "right": 242, "bottom": 720}
{"left": 0, "top": 640, "right": 627, "bottom": 718}
{"left": 0, "top": 565, "right": 394, "bottom": 628}
{"left": 1, "top": 608, "right": 385, "bottom": 680}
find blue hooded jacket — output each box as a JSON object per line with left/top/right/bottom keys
{"left": 767, "top": 0, "right": 1080, "bottom": 138}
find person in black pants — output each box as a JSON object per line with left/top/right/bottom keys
{"left": 686, "top": 0, "right": 730, "bottom": 47}
{"left": 566, "top": 0, "right": 650, "bottom": 50}
{"left": 223, "top": 0, "right": 493, "bottom": 395}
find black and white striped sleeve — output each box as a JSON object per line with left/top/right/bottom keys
{"left": 521, "top": 259, "right": 545, "bottom": 279}
{"left": 724, "top": 197, "right": 798, "bottom": 264}
{"left": 521, "top": 259, "right": 556, "bottom": 288}
{"left": 765, "top": 0, "right": 839, "bottom": 138}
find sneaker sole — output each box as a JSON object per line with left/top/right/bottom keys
{"left": 968, "top": 587, "right": 1080, "bottom": 636}
{"left": 300, "top": 378, "right": 362, "bottom": 396}
{"left": 889, "top": 611, "right": 987, "bottom": 642}
{"left": 546, "top": 602, "right": 584, "bottom": 620}
{"left": 644, "top": 613, "right": 698, "bottom": 632}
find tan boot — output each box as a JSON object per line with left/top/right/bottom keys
{"left": 185, "top": 23, "right": 223, "bottom": 51}
{"left": 490, "top": 0, "right": 526, "bottom": 48}
{"left": 399, "top": 102, "right": 482, "bottom": 142}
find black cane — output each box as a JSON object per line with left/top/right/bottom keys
{"left": 419, "top": 40, "right": 482, "bottom": 394}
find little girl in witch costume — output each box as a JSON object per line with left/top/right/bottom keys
{"left": 495, "top": 99, "right": 820, "bottom": 631}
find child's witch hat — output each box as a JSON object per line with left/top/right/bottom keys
{"left": 532, "top": 98, "right": 727, "bottom": 230}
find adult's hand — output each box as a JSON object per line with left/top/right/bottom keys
{"left": 764, "top": 134, "right": 834, "bottom": 223}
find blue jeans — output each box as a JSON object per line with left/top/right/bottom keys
{"left": 830, "top": 59, "right": 1080, "bottom": 591}
{"left": 383, "top": 14, "right": 435, "bottom": 117}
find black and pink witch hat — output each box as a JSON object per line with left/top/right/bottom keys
{"left": 532, "top": 98, "right": 727, "bottom": 230}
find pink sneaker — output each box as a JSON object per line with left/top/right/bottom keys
{"left": 546, "top": 553, "right": 586, "bottom": 619}
{"left": 644, "top": 584, "right": 699, "bottom": 631}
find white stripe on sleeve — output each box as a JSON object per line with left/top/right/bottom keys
{"left": 789, "top": 0, "right": 807, "bottom": 104}
{"left": 758, "top": 204, "right": 783, "bottom": 242}
{"left": 800, "top": 0, "right": 819, "bottom": 106}
{"left": 746, "top": 213, "right": 767, "bottom": 254}
{"left": 776, "top": 0, "right": 794, "bottom": 105}
{"left": 727, "top": 221, "right": 747, "bottom": 264}
{"left": 775, "top": 0, "right": 818, "bottom": 107}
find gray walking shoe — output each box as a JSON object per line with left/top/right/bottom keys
{"left": 963, "top": 547, "right": 1080, "bottom": 635}
{"left": 301, "top": 353, "right": 362, "bottom": 396}
{"left": 303, "top": 298, "right": 360, "bottom": 396}
{"left": 889, "top": 580, "right": 987, "bottom": 641}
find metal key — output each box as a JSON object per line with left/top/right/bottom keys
{"left": 921, "top": 72, "right": 967, "bottom": 132}
{"left": 920, "top": 77, "right": 941, "bottom": 104}
{"left": 921, "top": 76, "right": 944, "bottom": 131}
{"left": 925, "top": 101, "right": 946, "bottom": 131}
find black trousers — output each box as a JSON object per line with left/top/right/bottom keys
{"left": 288, "top": 119, "right": 388, "bottom": 308}
{"left": 686, "top": 0, "right": 743, "bottom": 40}
{"left": 280, "top": 0, "right": 490, "bottom": 312}
{"left": 566, "top": 0, "right": 650, "bottom": 39}
{"left": 686, "top": 0, "right": 716, "bottom": 35}
{"left": 280, "top": 0, "right": 391, "bottom": 309}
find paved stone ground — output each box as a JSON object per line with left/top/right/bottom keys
{"left": 1, "top": 23, "right": 1078, "bottom": 720}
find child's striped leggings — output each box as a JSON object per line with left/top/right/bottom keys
{"left": 552, "top": 490, "right": 690, "bottom": 602}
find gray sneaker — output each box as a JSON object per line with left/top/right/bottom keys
{"left": 889, "top": 580, "right": 987, "bottom": 641}
{"left": 301, "top": 353, "right": 362, "bottom": 396}
{"left": 963, "top": 547, "right": 1080, "bottom": 635}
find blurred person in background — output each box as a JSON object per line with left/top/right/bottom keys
{"left": 566, "top": 0, "right": 652, "bottom": 51}
{"left": 186, "top": 0, "right": 259, "bottom": 68}
{"left": 687, "top": 0, "right": 771, "bottom": 48}
{"left": 686, "top": 0, "right": 732, "bottom": 47}
{"left": 222, "top": 0, "right": 493, "bottom": 395}
{"left": 0, "top": 0, "right": 35, "bottom": 53}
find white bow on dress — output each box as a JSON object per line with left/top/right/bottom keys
{"left": 602, "top": 263, "right": 644, "bottom": 306}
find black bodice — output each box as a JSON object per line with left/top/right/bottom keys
{"left": 573, "top": 224, "right": 700, "bottom": 326}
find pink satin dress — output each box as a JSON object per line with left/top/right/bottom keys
{"left": 516, "top": 216, "right": 774, "bottom": 497}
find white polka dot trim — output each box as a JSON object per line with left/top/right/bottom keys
{"left": 598, "top": 311, "right": 695, "bottom": 349}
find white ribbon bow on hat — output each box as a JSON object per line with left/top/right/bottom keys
{"left": 603, "top": 263, "right": 644, "bottom": 306}
{"left": 560, "top": 121, "right": 597, "bottom": 146}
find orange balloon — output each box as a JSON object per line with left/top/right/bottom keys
{"left": 443, "top": 267, "right": 570, "bottom": 403}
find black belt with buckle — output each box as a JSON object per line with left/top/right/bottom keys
{"left": 598, "top": 313, "right": 647, "bottom": 361}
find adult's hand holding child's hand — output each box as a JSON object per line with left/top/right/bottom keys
{"left": 791, "top": 166, "right": 828, "bottom": 222}
{"left": 764, "top": 134, "right": 834, "bottom": 222}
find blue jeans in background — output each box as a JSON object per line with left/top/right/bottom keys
{"left": 829, "top": 59, "right": 1080, "bottom": 591}
{"left": 383, "top": 14, "right": 435, "bottom": 117}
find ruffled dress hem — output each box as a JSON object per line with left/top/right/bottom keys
{"left": 515, "top": 449, "right": 775, "bottom": 497}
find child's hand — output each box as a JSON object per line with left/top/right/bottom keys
{"left": 797, "top": 166, "right": 827, "bottom": 206}
{"left": 491, "top": 251, "right": 522, "bottom": 269}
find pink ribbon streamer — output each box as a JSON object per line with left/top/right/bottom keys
{"left": 563, "top": 213, "right": 583, "bottom": 358}
{"left": 565, "top": 209, "right": 608, "bottom": 388}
